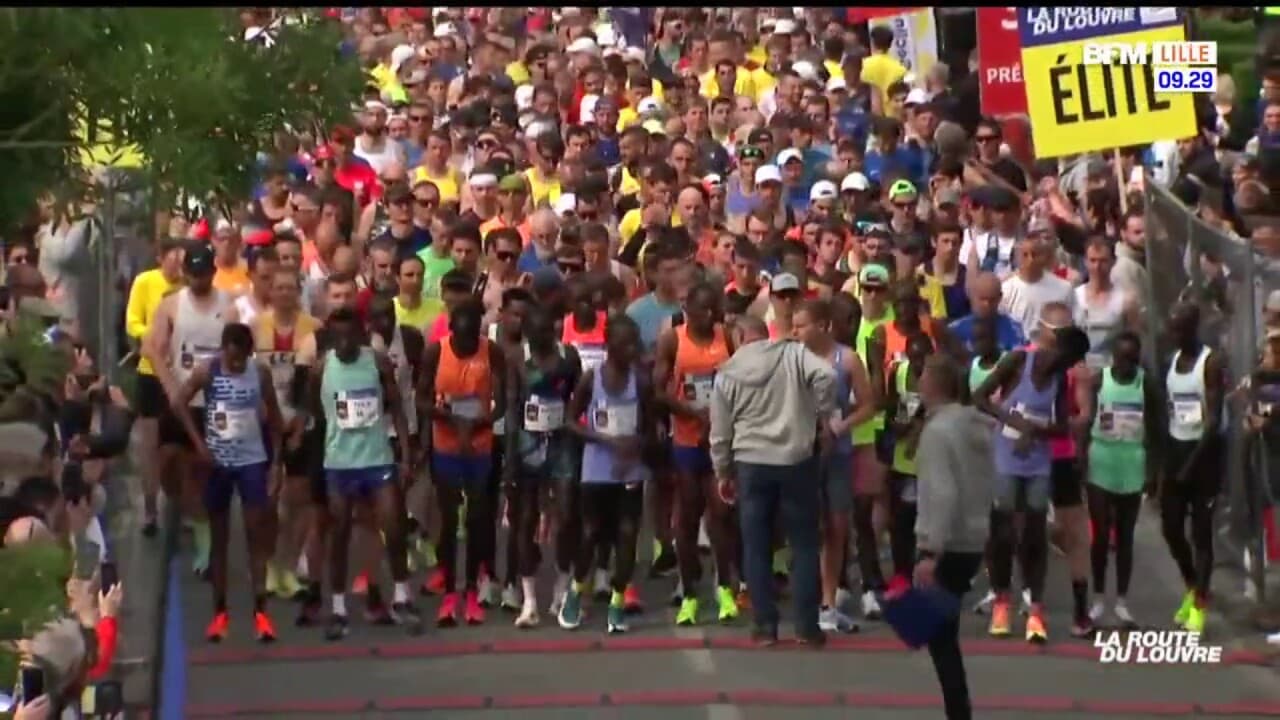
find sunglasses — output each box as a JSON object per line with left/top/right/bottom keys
{"left": 291, "top": 203, "right": 318, "bottom": 213}
{"left": 772, "top": 290, "right": 800, "bottom": 301}
{"left": 408, "top": 114, "right": 430, "bottom": 122}
{"left": 861, "top": 284, "right": 887, "bottom": 294}
{"left": 414, "top": 197, "right": 436, "bottom": 208}
{"left": 975, "top": 135, "right": 1000, "bottom": 143}
{"left": 892, "top": 200, "right": 915, "bottom": 209}
{"left": 558, "top": 262, "right": 584, "bottom": 273}
{"left": 495, "top": 251, "right": 516, "bottom": 262}
{"left": 477, "top": 139, "right": 498, "bottom": 149}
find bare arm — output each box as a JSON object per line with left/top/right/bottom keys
{"left": 377, "top": 352, "right": 412, "bottom": 461}
{"left": 653, "top": 328, "right": 696, "bottom": 418}
{"left": 173, "top": 362, "right": 211, "bottom": 451}
{"left": 487, "top": 341, "right": 507, "bottom": 428}
{"left": 143, "top": 296, "right": 177, "bottom": 398}
{"left": 258, "top": 360, "right": 284, "bottom": 460}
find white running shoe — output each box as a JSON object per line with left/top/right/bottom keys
{"left": 1088, "top": 598, "right": 1107, "bottom": 624}
{"left": 819, "top": 607, "right": 860, "bottom": 633}
{"left": 861, "top": 591, "right": 882, "bottom": 620}
{"left": 515, "top": 605, "right": 540, "bottom": 629}
{"left": 1114, "top": 599, "right": 1137, "bottom": 627}
{"left": 697, "top": 519, "right": 712, "bottom": 552}
{"left": 1019, "top": 589, "right": 1032, "bottom": 616}
{"left": 501, "top": 584, "right": 522, "bottom": 612}
{"left": 972, "top": 590, "right": 996, "bottom": 615}
{"left": 549, "top": 574, "right": 570, "bottom": 615}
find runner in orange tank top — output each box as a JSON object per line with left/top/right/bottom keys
{"left": 420, "top": 299, "right": 508, "bottom": 627}
{"left": 653, "top": 282, "right": 743, "bottom": 625}
{"left": 563, "top": 306, "right": 608, "bottom": 372}
{"left": 871, "top": 280, "right": 951, "bottom": 374}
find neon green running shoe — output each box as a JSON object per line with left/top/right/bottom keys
{"left": 716, "top": 586, "right": 739, "bottom": 623}
{"left": 676, "top": 597, "right": 699, "bottom": 626}
{"left": 1184, "top": 604, "right": 1207, "bottom": 633}
{"left": 1173, "top": 590, "right": 1195, "bottom": 626}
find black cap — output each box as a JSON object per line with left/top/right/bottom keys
{"left": 747, "top": 128, "right": 773, "bottom": 145}
{"left": 184, "top": 242, "right": 215, "bottom": 275}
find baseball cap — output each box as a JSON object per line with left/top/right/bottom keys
{"left": 747, "top": 128, "right": 773, "bottom": 146}
{"left": 840, "top": 172, "right": 870, "bottom": 192}
{"left": 566, "top": 37, "right": 600, "bottom": 56}
{"left": 642, "top": 119, "right": 666, "bottom": 136}
{"left": 754, "top": 165, "right": 782, "bottom": 185}
{"left": 498, "top": 173, "right": 527, "bottom": 193}
{"left": 810, "top": 180, "right": 838, "bottom": 202}
{"left": 792, "top": 61, "right": 819, "bottom": 82}
{"left": 636, "top": 96, "right": 663, "bottom": 116}
{"left": 184, "top": 242, "right": 215, "bottom": 276}
{"left": 773, "top": 19, "right": 797, "bottom": 35}
{"left": 390, "top": 44, "right": 416, "bottom": 73}
{"left": 826, "top": 77, "right": 847, "bottom": 92}
{"left": 858, "top": 263, "right": 891, "bottom": 288}
{"left": 738, "top": 145, "right": 766, "bottom": 162}
{"left": 905, "top": 88, "right": 928, "bottom": 106}
{"left": 769, "top": 272, "right": 801, "bottom": 294}
{"left": 553, "top": 193, "right": 577, "bottom": 217}
{"left": 887, "top": 179, "right": 918, "bottom": 201}
{"left": 777, "top": 148, "right": 803, "bottom": 166}
{"left": 936, "top": 187, "right": 962, "bottom": 207}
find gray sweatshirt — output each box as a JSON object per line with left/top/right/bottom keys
{"left": 914, "top": 403, "right": 995, "bottom": 555}
{"left": 709, "top": 338, "right": 836, "bottom": 478}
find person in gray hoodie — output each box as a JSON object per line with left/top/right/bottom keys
{"left": 709, "top": 314, "right": 836, "bottom": 646}
{"left": 912, "top": 354, "right": 996, "bottom": 720}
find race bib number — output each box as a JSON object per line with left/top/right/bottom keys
{"left": 899, "top": 392, "right": 920, "bottom": 421}
{"left": 682, "top": 372, "right": 716, "bottom": 410}
{"left": 211, "top": 401, "right": 257, "bottom": 440}
{"left": 1000, "top": 402, "right": 1049, "bottom": 440}
{"left": 449, "top": 395, "right": 485, "bottom": 420}
{"left": 594, "top": 402, "right": 638, "bottom": 438}
{"left": 1171, "top": 394, "right": 1203, "bottom": 428}
{"left": 1099, "top": 402, "right": 1143, "bottom": 442}
{"left": 335, "top": 388, "right": 381, "bottom": 429}
{"left": 524, "top": 396, "right": 565, "bottom": 433}
{"left": 578, "top": 345, "right": 607, "bottom": 372}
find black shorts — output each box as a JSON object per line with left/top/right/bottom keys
{"left": 282, "top": 423, "right": 320, "bottom": 478}
{"left": 136, "top": 373, "right": 165, "bottom": 419}
{"left": 159, "top": 405, "right": 204, "bottom": 448}
{"left": 1050, "top": 457, "right": 1084, "bottom": 508}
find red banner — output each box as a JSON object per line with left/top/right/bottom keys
{"left": 975, "top": 7, "right": 1027, "bottom": 117}
{"left": 846, "top": 8, "right": 920, "bottom": 24}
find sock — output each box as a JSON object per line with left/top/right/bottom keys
{"left": 214, "top": 594, "right": 228, "bottom": 613}
{"left": 521, "top": 577, "right": 538, "bottom": 609}
{"left": 332, "top": 593, "right": 347, "bottom": 616}
{"left": 1071, "top": 580, "right": 1088, "bottom": 621}
{"left": 254, "top": 593, "right": 268, "bottom": 613}
{"left": 393, "top": 582, "right": 409, "bottom": 604}
{"left": 610, "top": 590, "right": 625, "bottom": 608}
{"left": 192, "top": 521, "right": 211, "bottom": 558}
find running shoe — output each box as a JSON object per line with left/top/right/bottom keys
{"left": 1019, "top": 588, "right": 1033, "bottom": 616}
{"left": 1184, "top": 604, "right": 1207, "bottom": 633}
{"left": 392, "top": 602, "right": 425, "bottom": 635}
{"left": 1069, "top": 615, "right": 1094, "bottom": 639}
{"left": 515, "top": 604, "right": 540, "bottom": 629}
{"left": 465, "top": 590, "right": 486, "bottom": 625}
{"left": 366, "top": 597, "right": 394, "bottom": 626}
{"left": 558, "top": 588, "right": 584, "bottom": 629}
{"left": 972, "top": 589, "right": 996, "bottom": 615}
{"left": 295, "top": 594, "right": 322, "bottom": 627}
{"left": 607, "top": 602, "right": 628, "bottom": 634}
{"left": 593, "top": 568, "right": 611, "bottom": 602}
{"left": 266, "top": 563, "right": 282, "bottom": 597}
{"left": 421, "top": 568, "right": 446, "bottom": 596}
{"left": 275, "top": 569, "right": 305, "bottom": 601}
{"left": 623, "top": 584, "right": 644, "bottom": 614}
{"left": 1088, "top": 598, "right": 1108, "bottom": 624}
{"left": 501, "top": 584, "right": 522, "bottom": 612}
{"left": 676, "top": 597, "right": 699, "bottom": 626}
{"left": 736, "top": 585, "right": 751, "bottom": 611}
{"left": 477, "top": 568, "right": 498, "bottom": 607}
{"left": 861, "top": 591, "right": 882, "bottom": 621}
{"left": 716, "top": 586, "right": 739, "bottom": 623}
{"left": 818, "top": 606, "right": 860, "bottom": 634}
{"left": 1026, "top": 605, "right": 1048, "bottom": 644}
{"left": 1114, "top": 599, "right": 1138, "bottom": 628}
{"left": 649, "top": 542, "right": 677, "bottom": 578}
{"left": 324, "top": 614, "right": 349, "bottom": 641}
{"left": 989, "top": 597, "right": 1012, "bottom": 637}
{"left": 550, "top": 574, "right": 571, "bottom": 615}
{"left": 1173, "top": 590, "right": 1195, "bottom": 626}
{"left": 437, "top": 592, "right": 460, "bottom": 627}
{"left": 254, "top": 611, "right": 277, "bottom": 643}
{"left": 751, "top": 625, "right": 778, "bottom": 647}
{"left": 351, "top": 571, "right": 370, "bottom": 596}
{"left": 205, "top": 612, "right": 229, "bottom": 643}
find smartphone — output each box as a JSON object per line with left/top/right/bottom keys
{"left": 74, "top": 538, "right": 101, "bottom": 580}
{"left": 19, "top": 665, "right": 43, "bottom": 702}
{"left": 100, "top": 561, "right": 119, "bottom": 590}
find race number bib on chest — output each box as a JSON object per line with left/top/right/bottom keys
{"left": 1099, "top": 401, "right": 1143, "bottom": 442}
{"left": 682, "top": 372, "right": 716, "bottom": 410}
{"left": 1001, "top": 402, "right": 1049, "bottom": 440}
{"left": 578, "top": 345, "right": 606, "bottom": 372}
{"left": 899, "top": 392, "right": 920, "bottom": 421}
{"left": 182, "top": 344, "right": 220, "bottom": 370}
{"left": 449, "top": 394, "right": 485, "bottom": 420}
{"left": 524, "top": 396, "right": 565, "bottom": 433}
{"left": 211, "top": 401, "right": 257, "bottom": 440}
{"left": 335, "top": 388, "right": 381, "bottom": 429}
{"left": 1171, "top": 393, "right": 1203, "bottom": 428}
{"left": 594, "top": 402, "right": 638, "bottom": 437}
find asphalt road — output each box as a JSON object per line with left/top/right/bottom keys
{"left": 171, "top": 502, "right": 1280, "bottom": 719}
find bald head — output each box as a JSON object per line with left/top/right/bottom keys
{"left": 380, "top": 162, "right": 406, "bottom": 184}
{"left": 530, "top": 208, "right": 559, "bottom": 235}
{"left": 734, "top": 315, "right": 770, "bottom": 344}
{"left": 969, "top": 272, "right": 1002, "bottom": 318}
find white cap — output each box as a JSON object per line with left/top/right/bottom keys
{"left": 515, "top": 84, "right": 535, "bottom": 111}
{"left": 826, "top": 76, "right": 847, "bottom": 92}
{"left": 754, "top": 165, "right": 782, "bottom": 185}
{"left": 566, "top": 37, "right": 600, "bottom": 56}
{"left": 636, "top": 96, "right": 662, "bottom": 115}
{"left": 777, "top": 148, "right": 803, "bottom": 166}
{"left": 773, "top": 19, "right": 797, "bottom": 35}
{"left": 702, "top": 173, "right": 724, "bottom": 187}
{"left": 433, "top": 22, "right": 457, "bottom": 38}
{"left": 769, "top": 272, "right": 801, "bottom": 293}
{"left": 810, "top": 180, "right": 838, "bottom": 201}
{"left": 580, "top": 94, "right": 600, "bottom": 124}
{"left": 594, "top": 24, "right": 618, "bottom": 48}
{"left": 792, "top": 60, "right": 819, "bottom": 82}
{"left": 553, "top": 193, "right": 577, "bottom": 217}
{"left": 905, "top": 88, "right": 928, "bottom": 106}
{"left": 903, "top": 71, "right": 917, "bottom": 87}
{"left": 840, "top": 172, "right": 870, "bottom": 192}
{"left": 390, "top": 44, "right": 416, "bottom": 73}
{"left": 623, "top": 46, "right": 646, "bottom": 64}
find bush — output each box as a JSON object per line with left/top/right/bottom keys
{"left": 0, "top": 542, "right": 73, "bottom": 695}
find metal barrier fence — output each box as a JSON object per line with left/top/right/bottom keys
{"left": 1143, "top": 181, "right": 1280, "bottom": 602}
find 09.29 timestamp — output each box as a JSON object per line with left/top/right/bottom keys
{"left": 1153, "top": 67, "right": 1218, "bottom": 93}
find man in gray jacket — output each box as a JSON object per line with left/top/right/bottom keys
{"left": 913, "top": 354, "right": 995, "bottom": 720}
{"left": 709, "top": 314, "right": 836, "bottom": 646}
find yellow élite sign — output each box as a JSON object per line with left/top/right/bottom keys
{"left": 1017, "top": 8, "right": 1197, "bottom": 158}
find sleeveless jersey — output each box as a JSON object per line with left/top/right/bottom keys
{"left": 171, "top": 288, "right": 231, "bottom": 407}
{"left": 321, "top": 347, "right": 393, "bottom": 470}
{"left": 432, "top": 336, "right": 494, "bottom": 455}
{"left": 204, "top": 357, "right": 267, "bottom": 468}
{"left": 671, "top": 325, "right": 730, "bottom": 448}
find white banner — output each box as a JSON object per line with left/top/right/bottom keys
{"left": 869, "top": 10, "right": 939, "bottom": 85}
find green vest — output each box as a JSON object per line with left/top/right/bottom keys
{"left": 891, "top": 361, "right": 921, "bottom": 476}
{"left": 969, "top": 355, "right": 1001, "bottom": 395}
{"left": 321, "top": 348, "right": 394, "bottom": 471}
{"left": 851, "top": 310, "right": 893, "bottom": 445}
{"left": 1087, "top": 367, "right": 1146, "bottom": 495}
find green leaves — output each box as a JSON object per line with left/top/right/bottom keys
{"left": 0, "top": 312, "right": 71, "bottom": 422}
{"left": 0, "top": 9, "right": 362, "bottom": 229}
{"left": 0, "top": 542, "right": 73, "bottom": 690}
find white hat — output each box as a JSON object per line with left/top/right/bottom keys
{"left": 594, "top": 24, "right": 618, "bottom": 48}
{"left": 792, "top": 60, "right": 819, "bottom": 82}
{"left": 553, "top": 193, "right": 578, "bottom": 217}
{"left": 840, "top": 172, "right": 870, "bottom": 192}
{"left": 580, "top": 94, "right": 600, "bottom": 124}
{"left": 773, "top": 19, "right": 797, "bottom": 35}
{"left": 390, "top": 44, "right": 416, "bottom": 73}
{"left": 809, "top": 180, "right": 838, "bottom": 201}
{"left": 566, "top": 37, "right": 600, "bottom": 56}
{"left": 769, "top": 272, "right": 801, "bottom": 293}
{"left": 826, "top": 77, "right": 847, "bottom": 92}
{"left": 754, "top": 165, "right": 782, "bottom": 185}
{"left": 623, "top": 47, "right": 646, "bottom": 64}
{"left": 515, "top": 84, "right": 535, "bottom": 111}
{"left": 433, "top": 22, "right": 457, "bottom": 38}
{"left": 777, "top": 147, "right": 803, "bottom": 166}
{"left": 702, "top": 173, "right": 724, "bottom": 188}
{"left": 636, "top": 96, "right": 662, "bottom": 116}
{"left": 905, "top": 88, "right": 929, "bottom": 106}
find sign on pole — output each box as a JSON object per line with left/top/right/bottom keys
{"left": 1017, "top": 8, "right": 1198, "bottom": 158}
{"left": 977, "top": 7, "right": 1028, "bottom": 116}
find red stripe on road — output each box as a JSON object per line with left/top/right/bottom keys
{"left": 186, "top": 692, "right": 1280, "bottom": 716}
{"left": 187, "top": 634, "right": 1275, "bottom": 667}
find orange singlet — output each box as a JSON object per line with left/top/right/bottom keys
{"left": 431, "top": 336, "right": 494, "bottom": 455}
{"left": 562, "top": 310, "right": 608, "bottom": 370}
{"left": 882, "top": 315, "right": 936, "bottom": 371}
{"left": 671, "top": 324, "right": 730, "bottom": 447}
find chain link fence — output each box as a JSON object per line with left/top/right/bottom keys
{"left": 1144, "top": 181, "right": 1280, "bottom": 602}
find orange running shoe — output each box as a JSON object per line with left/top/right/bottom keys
{"left": 254, "top": 611, "right": 277, "bottom": 643}
{"left": 206, "top": 611, "right": 230, "bottom": 642}
{"left": 422, "top": 568, "right": 446, "bottom": 596}
{"left": 351, "top": 571, "right": 370, "bottom": 595}
{"left": 465, "top": 590, "right": 486, "bottom": 625}
{"left": 736, "top": 588, "right": 752, "bottom": 611}
{"left": 437, "top": 592, "right": 460, "bottom": 627}
{"left": 623, "top": 584, "right": 644, "bottom": 614}
{"left": 1025, "top": 605, "right": 1048, "bottom": 644}
{"left": 988, "top": 597, "right": 1012, "bottom": 637}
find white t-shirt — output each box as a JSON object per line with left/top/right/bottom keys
{"left": 959, "top": 229, "right": 1018, "bottom": 279}
{"left": 1000, "top": 272, "right": 1075, "bottom": 338}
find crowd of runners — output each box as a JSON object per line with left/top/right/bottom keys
{"left": 101, "top": 6, "right": 1280, "bottom": 651}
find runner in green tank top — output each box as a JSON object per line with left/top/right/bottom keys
{"left": 884, "top": 333, "right": 932, "bottom": 588}
{"left": 966, "top": 317, "right": 1004, "bottom": 399}
{"left": 1080, "top": 332, "right": 1153, "bottom": 628}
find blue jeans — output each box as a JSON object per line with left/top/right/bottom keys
{"left": 737, "top": 457, "right": 821, "bottom": 638}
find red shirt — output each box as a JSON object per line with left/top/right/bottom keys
{"left": 333, "top": 158, "right": 381, "bottom": 206}
{"left": 355, "top": 286, "right": 376, "bottom": 323}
